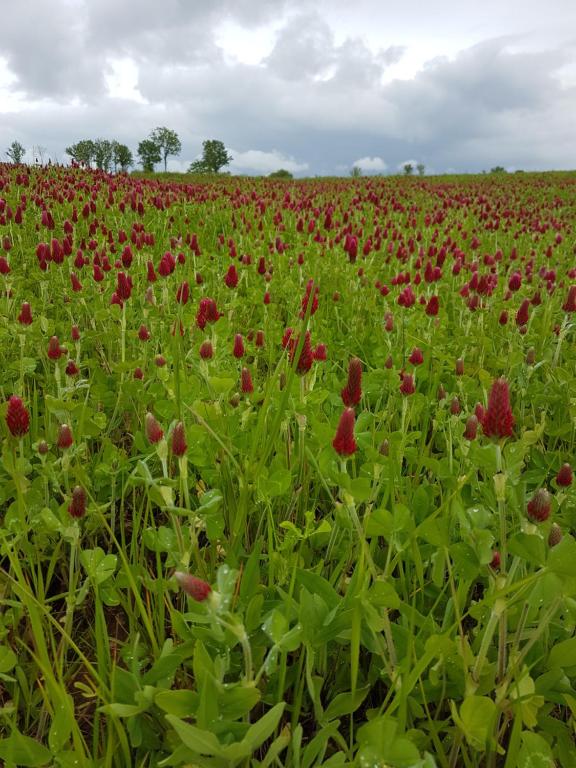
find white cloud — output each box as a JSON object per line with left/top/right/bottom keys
{"left": 229, "top": 149, "right": 309, "bottom": 174}
{"left": 353, "top": 156, "right": 387, "bottom": 171}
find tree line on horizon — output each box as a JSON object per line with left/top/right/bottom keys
{"left": 5, "top": 134, "right": 515, "bottom": 177}
{"left": 4, "top": 129, "right": 235, "bottom": 175}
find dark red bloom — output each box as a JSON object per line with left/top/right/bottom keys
{"left": 176, "top": 281, "right": 190, "bottom": 304}
{"left": 409, "top": 347, "right": 424, "bottom": 365}
{"left": 489, "top": 550, "right": 501, "bottom": 570}
{"left": 463, "top": 415, "right": 478, "bottom": 440}
{"left": 6, "top": 395, "right": 30, "bottom": 437}
{"left": 65, "top": 360, "right": 79, "bottom": 376}
{"left": 313, "top": 343, "right": 327, "bottom": 361}
{"left": 57, "top": 424, "right": 74, "bottom": 449}
{"left": 515, "top": 299, "right": 530, "bottom": 327}
{"left": 332, "top": 408, "right": 357, "bottom": 456}
{"left": 562, "top": 285, "right": 576, "bottom": 312}
{"left": 71, "top": 325, "right": 80, "bottom": 341}
{"left": 199, "top": 340, "right": 213, "bottom": 359}
{"left": 224, "top": 264, "right": 239, "bottom": 288}
{"left": 175, "top": 572, "right": 212, "bottom": 602}
{"left": 48, "top": 335, "right": 64, "bottom": 360}
{"left": 241, "top": 367, "right": 254, "bottom": 394}
{"left": 171, "top": 422, "right": 187, "bottom": 457}
{"left": 455, "top": 358, "right": 464, "bottom": 376}
{"left": 68, "top": 486, "right": 87, "bottom": 518}
{"left": 289, "top": 331, "right": 313, "bottom": 375}
{"left": 450, "top": 397, "right": 461, "bottom": 415}
{"left": 425, "top": 295, "right": 439, "bottom": 316}
{"left": 556, "top": 463, "right": 573, "bottom": 487}
{"left": 18, "top": 302, "right": 33, "bottom": 325}
{"left": 233, "top": 334, "right": 245, "bottom": 359}
{"left": 481, "top": 378, "right": 514, "bottom": 438}
{"left": 300, "top": 279, "right": 319, "bottom": 318}
{"left": 527, "top": 488, "right": 551, "bottom": 523}
{"left": 145, "top": 413, "right": 164, "bottom": 444}
{"left": 134, "top": 367, "right": 144, "bottom": 380}
{"left": 116, "top": 271, "right": 133, "bottom": 301}
{"left": 138, "top": 324, "right": 151, "bottom": 341}
{"left": 255, "top": 330, "right": 265, "bottom": 348}
{"left": 341, "top": 357, "right": 362, "bottom": 407}
{"left": 400, "top": 373, "right": 415, "bottom": 395}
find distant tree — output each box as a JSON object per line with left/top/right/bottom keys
{"left": 416, "top": 163, "right": 425, "bottom": 176}
{"left": 189, "top": 140, "right": 232, "bottom": 174}
{"left": 269, "top": 169, "right": 293, "bottom": 179}
{"left": 112, "top": 141, "right": 133, "bottom": 172}
{"left": 138, "top": 139, "right": 162, "bottom": 172}
{"left": 6, "top": 141, "right": 26, "bottom": 164}
{"left": 149, "top": 126, "right": 182, "bottom": 172}
{"left": 490, "top": 166, "right": 507, "bottom": 174}
{"left": 66, "top": 140, "right": 96, "bottom": 168}
{"left": 403, "top": 163, "right": 414, "bottom": 176}
{"left": 350, "top": 166, "right": 362, "bottom": 178}
{"left": 93, "top": 139, "right": 114, "bottom": 172}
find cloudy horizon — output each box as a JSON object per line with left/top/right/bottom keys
{"left": 1, "top": 0, "right": 575, "bottom": 176}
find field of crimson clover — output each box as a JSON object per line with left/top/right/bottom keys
{"left": 0, "top": 163, "right": 576, "bottom": 767}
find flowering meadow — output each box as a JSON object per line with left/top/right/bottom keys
{"left": 1, "top": 164, "right": 576, "bottom": 767}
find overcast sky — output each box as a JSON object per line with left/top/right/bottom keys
{"left": 1, "top": 0, "right": 575, "bottom": 176}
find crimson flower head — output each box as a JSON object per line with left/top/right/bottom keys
{"left": 255, "top": 330, "right": 265, "bottom": 348}
{"left": 233, "top": 334, "right": 245, "bottom": 359}
{"left": 463, "top": 415, "right": 478, "bottom": 441}
{"left": 481, "top": 378, "right": 514, "bottom": 439}
{"left": 65, "top": 360, "right": 79, "bottom": 376}
{"left": 300, "top": 279, "right": 319, "bottom": 318}
{"left": 289, "top": 331, "right": 313, "bottom": 375}
{"left": 116, "top": 271, "right": 133, "bottom": 301}
{"left": 171, "top": 421, "right": 187, "bottom": 457}
{"left": 175, "top": 572, "right": 212, "bottom": 602}
{"left": 527, "top": 488, "right": 551, "bottom": 523}
{"left": 562, "top": 285, "right": 576, "bottom": 313}
{"left": 241, "top": 367, "right": 254, "bottom": 394}
{"left": 57, "top": 424, "right": 74, "bottom": 449}
{"left": 18, "top": 302, "right": 33, "bottom": 325}
{"left": 400, "top": 373, "right": 415, "bottom": 395}
{"left": 71, "top": 324, "right": 80, "bottom": 341}
{"left": 332, "top": 408, "right": 357, "bottom": 456}
{"left": 6, "top": 395, "right": 30, "bottom": 437}
{"left": 425, "top": 296, "right": 439, "bottom": 316}
{"left": 224, "top": 264, "right": 239, "bottom": 288}
{"left": 341, "top": 357, "right": 362, "bottom": 407}
{"left": 68, "top": 486, "right": 87, "bottom": 518}
{"left": 556, "top": 463, "right": 573, "bottom": 487}
{"left": 48, "top": 335, "right": 64, "bottom": 360}
{"left": 313, "top": 343, "right": 327, "bottom": 361}
{"left": 145, "top": 413, "right": 164, "bottom": 444}
{"left": 176, "top": 281, "right": 190, "bottom": 305}
{"left": 199, "top": 340, "right": 214, "bottom": 359}
{"left": 515, "top": 299, "right": 530, "bottom": 327}
{"left": 409, "top": 347, "right": 424, "bottom": 366}
{"left": 138, "top": 324, "right": 151, "bottom": 341}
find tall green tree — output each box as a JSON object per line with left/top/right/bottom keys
{"left": 137, "top": 139, "right": 162, "bottom": 172}
{"left": 65, "top": 140, "right": 96, "bottom": 168}
{"left": 416, "top": 163, "right": 425, "bottom": 176}
{"left": 93, "top": 139, "right": 113, "bottom": 172}
{"left": 112, "top": 141, "right": 134, "bottom": 172}
{"left": 6, "top": 141, "right": 26, "bottom": 164}
{"left": 403, "top": 163, "right": 414, "bottom": 176}
{"left": 150, "top": 127, "right": 182, "bottom": 171}
{"left": 188, "top": 140, "right": 233, "bottom": 174}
